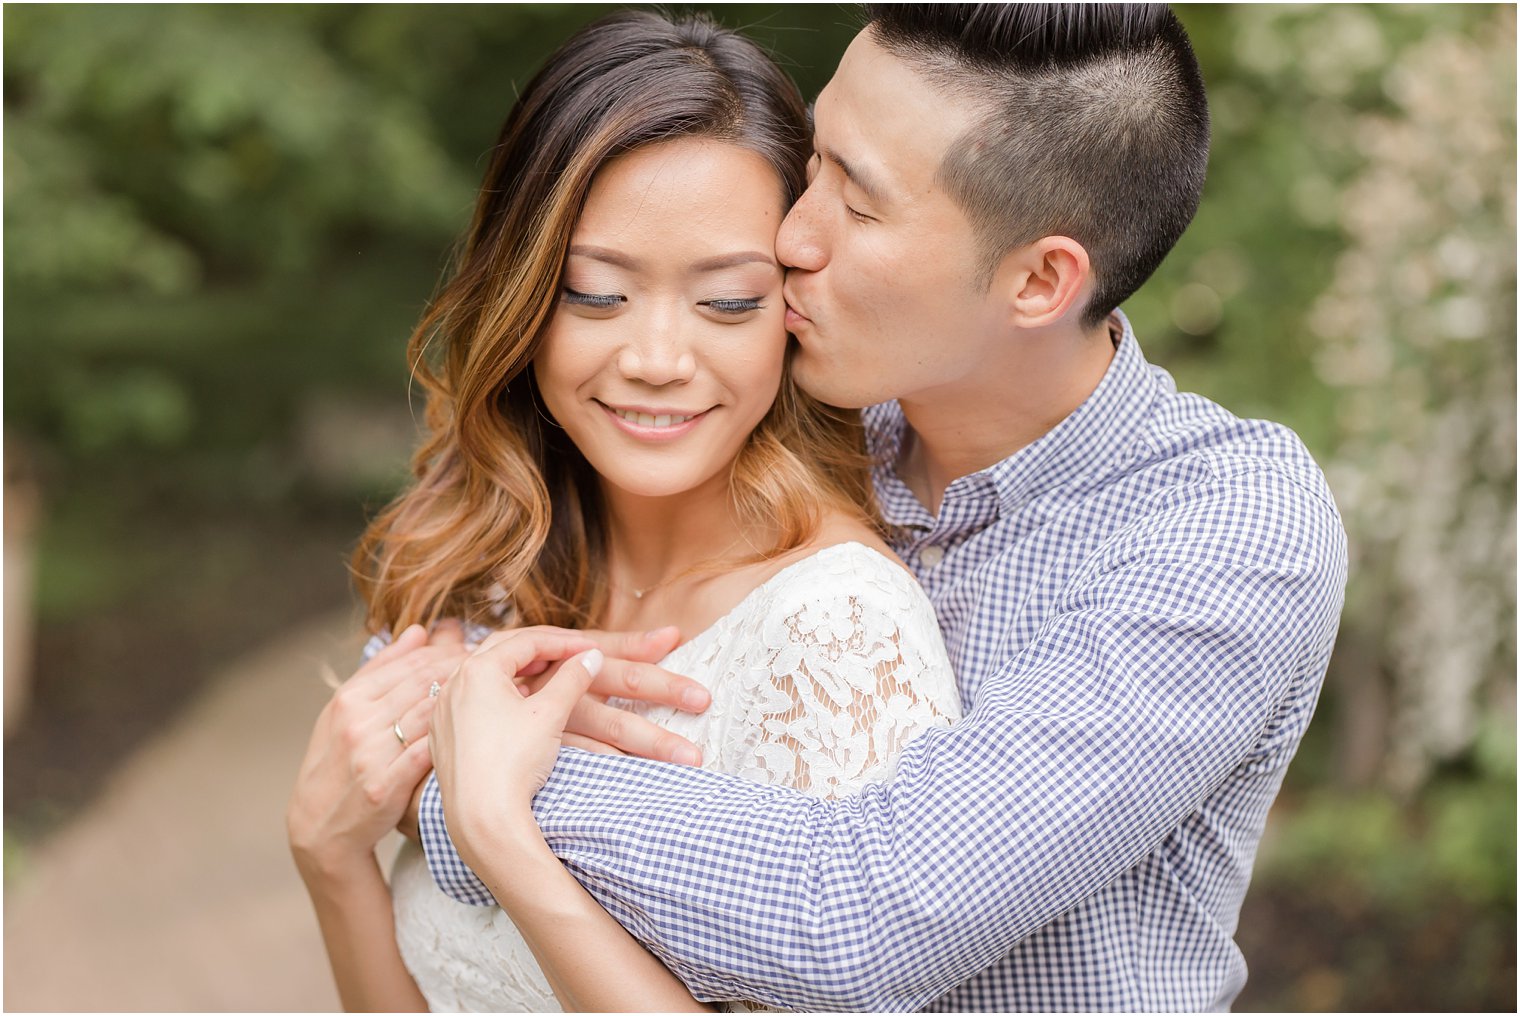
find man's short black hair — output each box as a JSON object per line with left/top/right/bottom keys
{"left": 865, "top": 3, "right": 1210, "bottom": 328}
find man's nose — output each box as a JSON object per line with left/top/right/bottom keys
{"left": 777, "top": 188, "right": 827, "bottom": 273}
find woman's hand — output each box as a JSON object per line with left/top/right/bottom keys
{"left": 286, "top": 622, "right": 469, "bottom": 883}
{"left": 427, "top": 628, "right": 602, "bottom": 865}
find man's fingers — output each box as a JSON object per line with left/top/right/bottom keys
{"left": 430, "top": 617, "right": 466, "bottom": 647}
{"left": 472, "top": 625, "right": 580, "bottom": 655}
{"left": 480, "top": 624, "right": 681, "bottom": 662}
{"left": 591, "top": 657, "right": 710, "bottom": 713}
{"left": 579, "top": 626, "right": 683, "bottom": 663}
{"left": 360, "top": 624, "right": 428, "bottom": 672}
{"left": 562, "top": 733, "right": 627, "bottom": 756}
{"left": 566, "top": 698, "right": 703, "bottom": 766}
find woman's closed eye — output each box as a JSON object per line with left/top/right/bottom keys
{"left": 562, "top": 287, "right": 625, "bottom": 309}
{"left": 699, "top": 297, "right": 765, "bottom": 316}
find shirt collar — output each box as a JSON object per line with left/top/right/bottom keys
{"left": 865, "top": 309, "right": 1161, "bottom": 529}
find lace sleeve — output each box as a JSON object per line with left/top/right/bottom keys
{"left": 736, "top": 552, "right": 962, "bottom": 799}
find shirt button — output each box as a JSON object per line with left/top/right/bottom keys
{"left": 919, "top": 545, "right": 945, "bottom": 568}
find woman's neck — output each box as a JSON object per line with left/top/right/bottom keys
{"left": 598, "top": 472, "right": 759, "bottom": 597}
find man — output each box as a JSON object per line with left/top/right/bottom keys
{"left": 413, "top": 5, "right": 1347, "bottom": 1009}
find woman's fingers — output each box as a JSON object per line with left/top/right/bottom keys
{"left": 533, "top": 649, "right": 605, "bottom": 725}
{"left": 565, "top": 697, "right": 703, "bottom": 765}
{"left": 350, "top": 641, "right": 469, "bottom": 703}
{"left": 470, "top": 629, "right": 598, "bottom": 679}
{"left": 388, "top": 733, "right": 434, "bottom": 789}
{"left": 388, "top": 683, "right": 442, "bottom": 751}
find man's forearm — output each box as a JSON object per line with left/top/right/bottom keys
{"left": 416, "top": 481, "right": 1348, "bottom": 1008}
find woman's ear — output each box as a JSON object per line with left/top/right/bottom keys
{"left": 996, "top": 236, "right": 1092, "bottom": 328}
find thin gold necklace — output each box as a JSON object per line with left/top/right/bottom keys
{"left": 612, "top": 537, "right": 749, "bottom": 600}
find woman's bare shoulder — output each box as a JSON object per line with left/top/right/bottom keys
{"left": 798, "top": 511, "right": 911, "bottom": 577}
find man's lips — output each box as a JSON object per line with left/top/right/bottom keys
{"left": 783, "top": 287, "right": 812, "bottom": 330}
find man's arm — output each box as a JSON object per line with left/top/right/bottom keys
{"left": 419, "top": 471, "right": 1348, "bottom": 1010}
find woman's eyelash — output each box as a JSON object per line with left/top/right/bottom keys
{"left": 701, "top": 298, "right": 764, "bottom": 315}
{"left": 563, "top": 287, "right": 624, "bottom": 308}
{"left": 564, "top": 289, "right": 761, "bottom": 315}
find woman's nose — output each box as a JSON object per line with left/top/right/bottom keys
{"left": 617, "top": 320, "right": 697, "bottom": 386}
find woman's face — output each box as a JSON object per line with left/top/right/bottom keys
{"left": 535, "top": 138, "right": 789, "bottom": 502}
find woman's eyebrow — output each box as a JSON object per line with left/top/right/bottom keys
{"left": 690, "top": 252, "right": 777, "bottom": 272}
{"left": 568, "top": 245, "right": 637, "bottom": 269}
{"left": 569, "top": 247, "right": 776, "bottom": 273}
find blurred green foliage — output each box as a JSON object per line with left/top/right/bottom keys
{"left": 4, "top": 4, "right": 1514, "bottom": 1008}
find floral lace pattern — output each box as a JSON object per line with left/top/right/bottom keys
{"left": 392, "top": 542, "right": 962, "bottom": 1011}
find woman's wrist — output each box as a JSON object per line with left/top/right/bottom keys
{"left": 450, "top": 803, "right": 553, "bottom": 900}
{"left": 292, "top": 842, "right": 385, "bottom": 896}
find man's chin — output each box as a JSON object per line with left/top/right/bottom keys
{"left": 792, "top": 352, "right": 877, "bottom": 410}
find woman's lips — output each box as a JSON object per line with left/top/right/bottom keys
{"left": 598, "top": 401, "right": 710, "bottom": 441}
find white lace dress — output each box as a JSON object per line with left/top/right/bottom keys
{"left": 390, "top": 541, "right": 962, "bottom": 1012}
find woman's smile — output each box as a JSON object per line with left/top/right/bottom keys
{"left": 597, "top": 400, "right": 712, "bottom": 441}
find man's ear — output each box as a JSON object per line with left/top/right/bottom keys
{"left": 997, "top": 236, "right": 1092, "bottom": 328}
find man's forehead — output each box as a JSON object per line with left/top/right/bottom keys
{"left": 810, "top": 32, "right": 970, "bottom": 198}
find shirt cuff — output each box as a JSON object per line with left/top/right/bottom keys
{"left": 417, "top": 772, "right": 496, "bottom": 906}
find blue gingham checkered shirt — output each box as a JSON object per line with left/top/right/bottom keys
{"left": 414, "top": 312, "right": 1348, "bottom": 1011}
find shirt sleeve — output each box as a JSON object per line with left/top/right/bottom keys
{"left": 418, "top": 469, "right": 1348, "bottom": 1010}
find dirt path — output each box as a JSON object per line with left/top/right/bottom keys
{"left": 3, "top": 609, "right": 377, "bottom": 1012}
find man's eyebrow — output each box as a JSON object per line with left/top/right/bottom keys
{"left": 820, "top": 144, "right": 889, "bottom": 206}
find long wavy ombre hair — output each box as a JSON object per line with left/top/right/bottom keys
{"left": 354, "top": 11, "right": 879, "bottom": 634}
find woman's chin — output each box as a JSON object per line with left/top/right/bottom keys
{"left": 595, "top": 467, "right": 727, "bottom": 504}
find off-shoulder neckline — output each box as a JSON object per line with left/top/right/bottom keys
{"left": 662, "top": 540, "right": 914, "bottom": 664}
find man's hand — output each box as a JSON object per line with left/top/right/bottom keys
{"left": 472, "top": 625, "right": 709, "bottom": 763}
{"left": 397, "top": 623, "right": 711, "bottom": 837}
{"left": 531, "top": 626, "right": 710, "bottom": 765}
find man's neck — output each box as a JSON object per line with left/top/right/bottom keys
{"left": 897, "top": 318, "right": 1120, "bottom": 515}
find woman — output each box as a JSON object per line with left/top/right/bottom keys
{"left": 287, "top": 11, "right": 960, "bottom": 1011}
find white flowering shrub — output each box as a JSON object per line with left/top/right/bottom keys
{"left": 1246, "top": 6, "right": 1516, "bottom": 791}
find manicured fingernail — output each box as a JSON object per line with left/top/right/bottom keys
{"left": 681, "top": 687, "right": 710, "bottom": 711}
{"left": 582, "top": 649, "right": 604, "bottom": 677}
{"left": 674, "top": 746, "right": 702, "bottom": 766}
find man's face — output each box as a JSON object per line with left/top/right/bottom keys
{"left": 777, "top": 30, "right": 1003, "bottom": 410}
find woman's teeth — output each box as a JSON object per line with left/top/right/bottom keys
{"left": 613, "top": 409, "right": 694, "bottom": 428}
